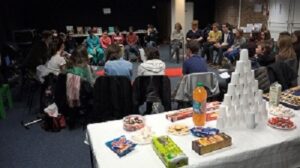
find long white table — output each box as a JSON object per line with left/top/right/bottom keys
{"left": 86, "top": 109, "right": 300, "bottom": 168}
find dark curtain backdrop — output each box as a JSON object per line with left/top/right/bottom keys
{"left": 1, "top": 0, "right": 215, "bottom": 43}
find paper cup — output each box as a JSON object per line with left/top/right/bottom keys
{"left": 255, "top": 90, "right": 263, "bottom": 103}
{"left": 217, "top": 117, "right": 225, "bottom": 130}
{"left": 243, "top": 61, "right": 251, "bottom": 72}
{"left": 235, "top": 61, "right": 244, "bottom": 74}
{"left": 252, "top": 80, "right": 259, "bottom": 91}
{"left": 239, "top": 75, "right": 245, "bottom": 85}
{"left": 223, "top": 94, "right": 232, "bottom": 106}
{"left": 231, "top": 72, "right": 239, "bottom": 85}
{"left": 227, "top": 84, "right": 235, "bottom": 96}
{"left": 218, "top": 105, "right": 227, "bottom": 118}
{"left": 247, "top": 70, "right": 255, "bottom": 83}
{"left": 240, "top": 49, "right": 249, "bottom": 61}
{"left": 235, "top": 84, "right": 243, "bottom": 96}
{"left": 246, "top": 112, "right": 256, "bottom": 129}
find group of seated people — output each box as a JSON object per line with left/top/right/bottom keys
{"left": 171, "top": 20, "right": 300, "bottom": 77}
{"left": 86, "top": 25, "right": 158, "bottom": 65}
{"left": 23, "top": 20, "right": 300, "bottom": 91}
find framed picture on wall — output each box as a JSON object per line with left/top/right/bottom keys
{"left": 84, "top": 26, "right": 91, "bottom": 34}
{"left": 76, "top": 26, "right": 84, "bottom": 34}
{"left": 108, "top": 26, "right": 114, "bottom": 33}
{"left": 66, "top": 26, "right": 74, "bottom": 34}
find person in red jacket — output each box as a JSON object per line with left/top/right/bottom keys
{"left": 125, "top": 26, "right": 140, "bottom": 60}
{"left": 112, "top": 27, "right": 124, "bottom": 45}
{"left": 100, "top": 30, "right": 112, "bottom": 49}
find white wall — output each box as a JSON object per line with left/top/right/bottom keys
{"left": 268, "top": 0, "right": 300, "bottom": 40}
{"left": 185, "top": 2, "right": 194, "bottom": 35}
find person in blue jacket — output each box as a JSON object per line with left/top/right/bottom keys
{"left": 86, "top": 27, "right": 104, "bottom": 65}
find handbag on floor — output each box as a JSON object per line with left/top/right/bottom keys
{"left": 42, "top": 114, "right": 66, "bottom": 132}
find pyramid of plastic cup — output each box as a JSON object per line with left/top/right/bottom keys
{"left": 217, "top": 49, "right": 268, "bottom": 130}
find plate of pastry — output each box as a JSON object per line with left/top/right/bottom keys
{"left": 167, "top": 124, "right": 189, "bottom": 136}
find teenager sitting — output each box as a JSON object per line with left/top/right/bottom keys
{"left": 223, "top": 29, "right": 247, "bottom": 63}
{"left": 170, "top": 23, "right": 184, "bottom": 63}
{"left": 104, "top": 44, "right": 133, "bottom": 80}
{"left": 137, "top": 47, "right": 166, "bottom": 76}
{"left": 124, "top": 26, "right": 140, "bottom": 61}
{"left": 86, "top": 27, "right": 104, "bottom": 65}
{"left": 100, "top": 30, "right": 112, "bottom": 50}
{"left": 24, "top": 30, "right": 52, "bottom": 74}
{"left": 253, "top": 42, "right": 275, "bottom": 67}
{"left": 186, "top": 20, "right": 203, "bottom": 43}
{"left": 66, "top": 45, "right": 96, "bottom": 85}
{"left": 276, "top": 34, "right": 298, "bottom": 74}
{"left": 206, "top": 23, "right": 222, "bottom": 62}
{"left": 45, "top": 38, "right": 67, "bottom": 75}
{"left": 112, "top": 28, "right": 124, "bottom": 45}
{"left": 209, "top": 23, "right": 234, "bottom": 65}
{"left": 145, "top": 24, "right": 158, "bottom": 48}
{"left": 183, "top": 40, "right": 208, "bottom": 75}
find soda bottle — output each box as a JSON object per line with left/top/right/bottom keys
{"left": 192, "top": 82, "right": 207, "bottom": 126}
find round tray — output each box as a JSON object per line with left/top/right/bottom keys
{"left": 267, "top": 123, "right": 296, "bottom": 130}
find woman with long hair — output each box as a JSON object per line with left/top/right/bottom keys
{"left": 276, "top": 34, "right": 297, "bottom": 73}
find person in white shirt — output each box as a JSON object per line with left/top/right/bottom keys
{"left": 46, "top": 38, "right": 67, "bottom": 75}
{"left": 170, "top": 23, "right": 184, "bottom": 63}
{"left": 138, "top": 47, "right": 166, "bottom": 76}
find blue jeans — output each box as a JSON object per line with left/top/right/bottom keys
{"left": 224, "top": 48, "right": 240, "bottom": 63}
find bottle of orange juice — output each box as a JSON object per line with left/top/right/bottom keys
{"left": 192, "top": 82, "right": 207, "bottom": 126}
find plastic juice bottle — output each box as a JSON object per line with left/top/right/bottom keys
{"left": 192, "top": 82, "right": 207, "bottom": 126}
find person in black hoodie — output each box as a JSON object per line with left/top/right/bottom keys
{"left": 145, "top": 24, "right": 158, "bottom": 47}
{"left": 254, "top": 42, "right": 275, "bottom": 67}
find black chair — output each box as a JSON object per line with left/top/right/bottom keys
{"left": 132, "top": 75, "right": 171, "bottom": 115}
{"left": 90, "top": 76, "right": 133, "bottom": 123}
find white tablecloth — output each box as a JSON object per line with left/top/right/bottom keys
{"left": 87, "top": 110, "right": 300, "bottom": 168}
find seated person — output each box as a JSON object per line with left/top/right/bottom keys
{"left": 253, "top": 42, "right": 275, "bottom": 67}
{"left": 292, "top": 30, "right": 300, "bottom": 64}
{"left": 45, "top": 38, "right": 67, "bottom": 75}
{"left": 223, "top": 29, "right": 247, "bottom": 63}
{"left": 66, "top": 45, "right": 96, "bottom": 85}
{"left": 24, "top": 30, "right": 52, "bottom": 74}
{"left": 125, "top": 26, "right": 140, "bottom": 60}
{"left": 276, "top": 34, "right": 297, "bottom": 74}
{"left": 186, "top": 20, "right": 203, "bottom": 43}
{"left": 65, "top": 31, "right": 78, "bottom": 54}
{"left": 183, "top": 40, "right": 208, "bottom": 75}
{"left": 206, "top": 22, "right": 222, "bottom": 62}
{"left": 145, "top": 24, "right": 158, "bottom": 47}
{"left": 104, "top": 44, "right": 133, "bottom": 80}
{"left": 210, "top": 23, "right": 234, "bottom": 65}
{"left": 100, "top": 30, "right": 112, "bottom": 49}
{"left": 112, "top": 28, "right": 124, "bottom": 45}
{"left": 86, "top": 27, "right": 104, "bottom": 65}
{"left": 170, "top": 22, "right": 184, "bottom": 63}
{"left": 137, "top": 47, "right": 166, "bottom": 76}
